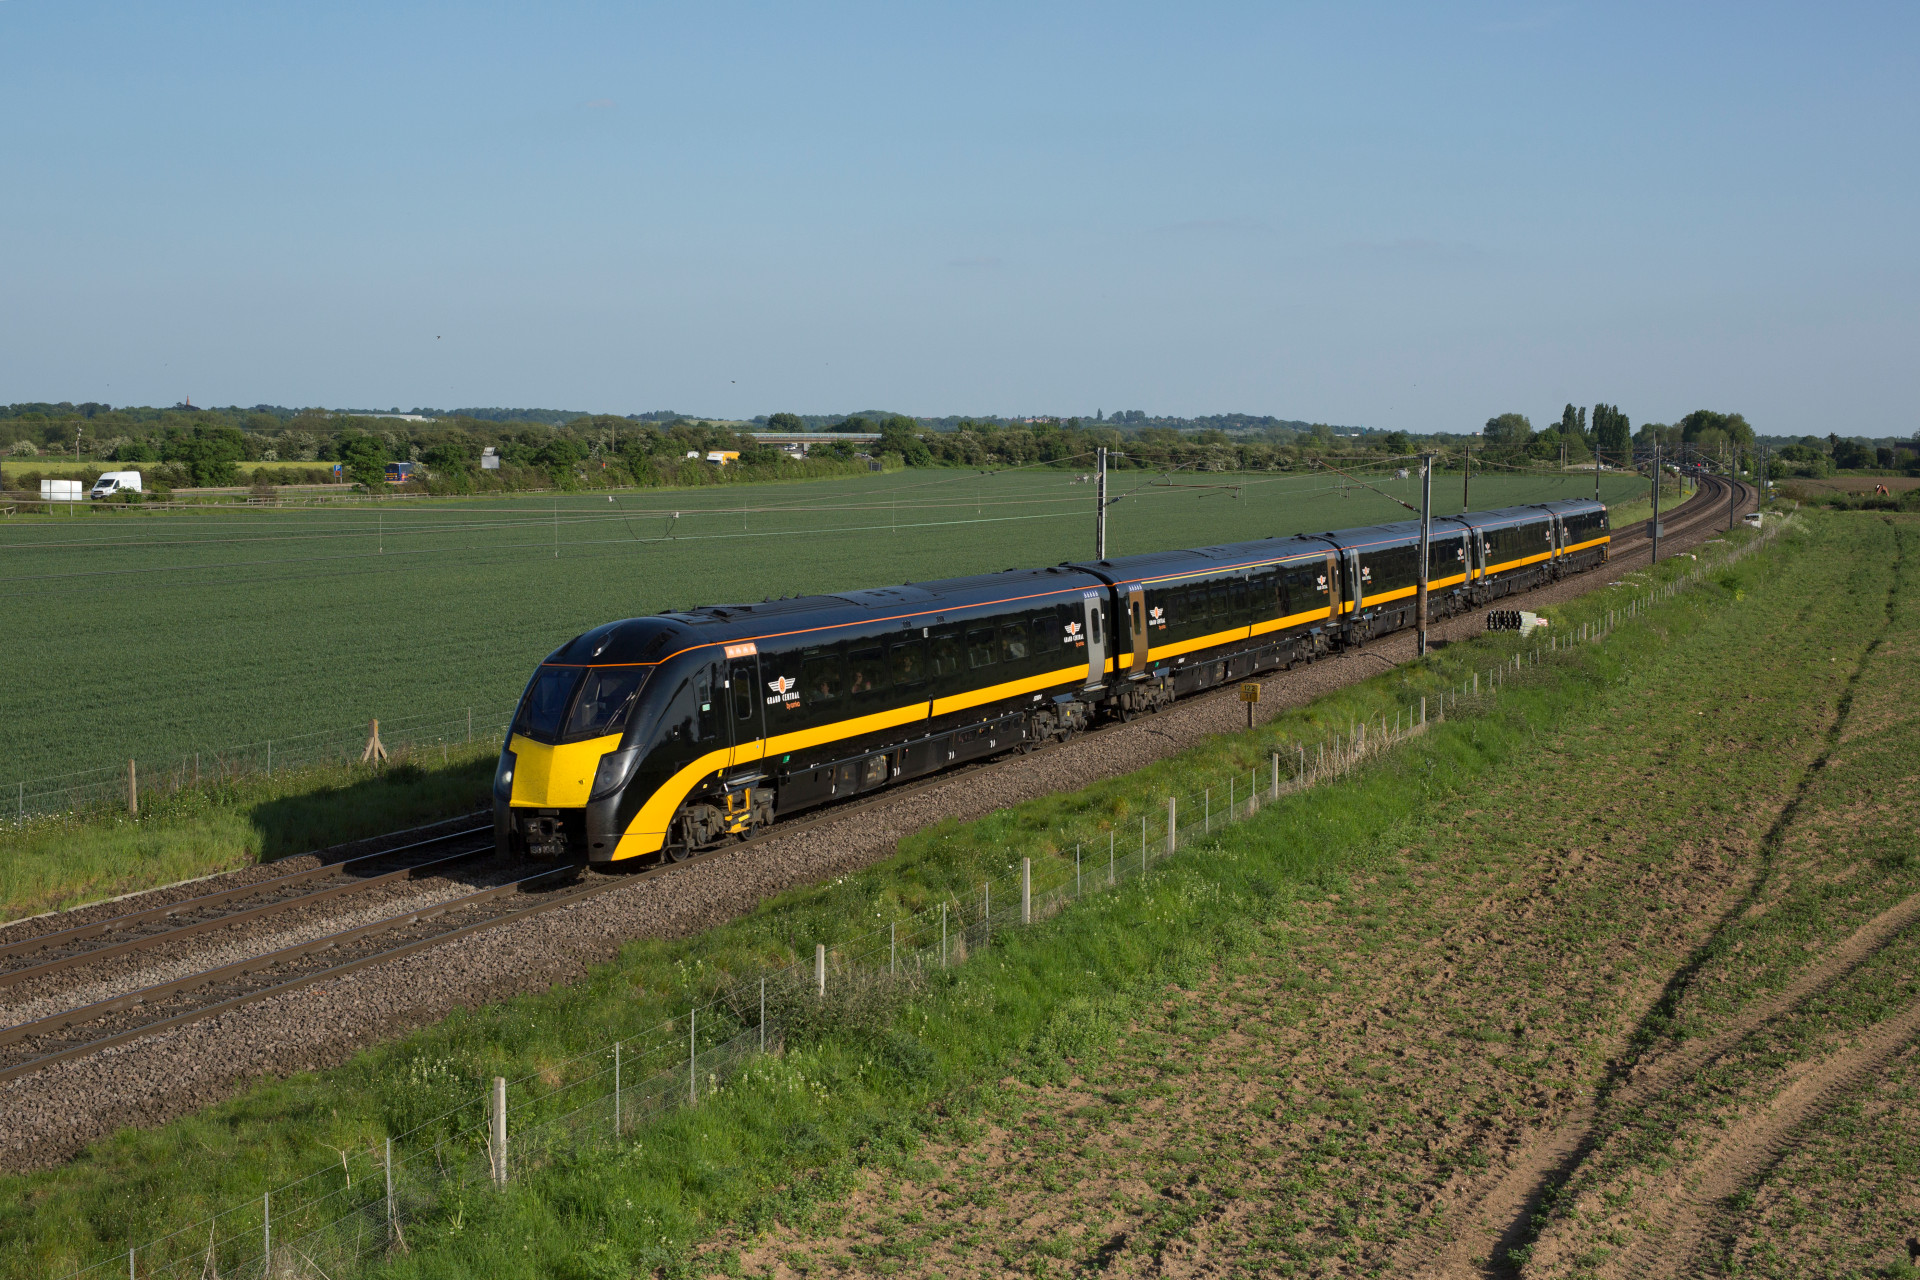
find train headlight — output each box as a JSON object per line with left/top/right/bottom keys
{"left": 590, "top": 747, "right": 642, "bottom": 800}
{"left": 493, "top": 749, "right": 517, "bottom": 800}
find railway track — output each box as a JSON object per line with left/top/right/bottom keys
{"left": 3, "top": 475, "right": 1755, "bottom": 1085}
{"left": 0, "top": 756, "right": 1010, "bottom": 1084}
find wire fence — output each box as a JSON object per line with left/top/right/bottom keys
{"left": 53, "top": 521, "right": 1785, "bottom": 1280}
{"left": 4, "top": 706, "right": 513, "bottom": 827}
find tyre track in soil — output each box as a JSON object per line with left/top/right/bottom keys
{"left": 0, "top": 483, "right": 1745, "bottom": 1173}
{"left": 1634, "top": 997, "right": 1920, "bottom": 1280}
{"left": 1406, "top": 512, "right": 1901, "bottom": 1280}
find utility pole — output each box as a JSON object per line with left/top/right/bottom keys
{"left": 1650, "top": 440, "right": 1662, "bottom": 564}
{"left": 1416, "top": 453, "right": 1434, "bottom": 657}
{"left": 1095, "top": 446, "right": 1108, "bottom": 560}
{"left": 1462, "top": 443, "right": 1471, "bottom": 511}
{"left": 1595, "top": 444, "right": 1602, "bottom": 502}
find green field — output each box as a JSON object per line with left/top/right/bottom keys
{"left": 0, "top": 467, "right": 1642, "bottom": 782}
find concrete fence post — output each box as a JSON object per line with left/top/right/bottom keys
{"left": 1271, "top": 752, "right": 1280, "bottom": 799}
{"left": 492, "top": 1077, "right": 507, "bottom": 1185}
{"left": 127, "top": 760, "right": 137, "bottom": 816}
{"left": 1166, "top": 797, "right": 1176, "bottom": 859}
{"left": 1021, "top": 858, "right": 1031, "bottom": 926}
{"left": 614, "top": 1042, "right": 621, "bottom": 1135}
{"left": 815, "top": 943, "right": 826, "bottom": 997}
{"left": 385, "top": 1138, "right": 396, "bottom": 1245}
{"left": 689, "top": 1009, "right": 697, "bottom": 1106}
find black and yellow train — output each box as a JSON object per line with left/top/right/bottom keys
{"left": 494, "top": 497, "right": 1609, "bottom": 862}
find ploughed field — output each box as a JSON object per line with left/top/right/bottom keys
{"left": 701, "top": 513, "right": 1920, "bottom": 1280}
{"left": 1, "top": 468, "right": 1635, "bottom": 781}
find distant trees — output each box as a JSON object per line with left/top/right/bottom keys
{"left": 1483, "top": 413, "right": 1533, "bottom": 451}
{"left": 1592, "top": 404, "right": 1631, "bottom": 458}
{"left": 333, "top": 431, "right": 389, "bottom": 488}
{"left": 162, "top": 423, "right": 248, "bottom": 486}
{"left": 1378, "top": 431, "right": 1412, "bottom": 453}
{"left": 763, "top": 412, "right": 804, "bottom": 432}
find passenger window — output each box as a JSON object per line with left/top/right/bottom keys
{"left": 730, "top": 663, "right": 756, "bottom": 721}
{"left": 801, "top": 647, "right": 844, "bottom": 704}
{"left": 999, "top": 621, "right": 1029, "bottom": 663}
{"left": 848, "top": 647, "right": 886, "bottom": 695}
{"left": 1186, "top": 585, "right": 1207, "bottom": 621}
{"left": 967, "top": 627, "right": 997, "bottom": 669}
{"left": 1230, "top": 577, "right": 1248, "bottom": 617}
{"left": 930, "top": 630, "right": 963, "bottom": 676}
{"left": 1209, "top": 582, "right": 1230, "bottom": 618}
{"left": 1031, "top": 612, "right": 1061, "bottom": 654}
{"left": 890, "top": 638, "right": 927, "bottom": 685}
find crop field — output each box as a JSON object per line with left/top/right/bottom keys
{"left": 0, "top": 465, "right": 1639, "bottom": 782}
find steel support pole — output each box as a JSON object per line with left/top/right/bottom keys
{"left": 1095, "top": 446, "right": 1108, "bottom": 560}
{"left": 1651, "top": 441, "right": 1662, "bottom": 565}
{"left": 1417, "top": 452, "right": 1433, "bottom": 656}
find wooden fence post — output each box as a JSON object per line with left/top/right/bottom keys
{"left": 362, "top": 719, "right": 389, "bottom": 764}
{"left": 127, "top": 760, "right": 138, "bottom": 816}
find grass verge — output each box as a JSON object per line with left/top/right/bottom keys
{"left": 0, "top": 752, "right": 493, "bottom": 921}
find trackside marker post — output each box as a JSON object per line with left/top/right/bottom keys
{"left": 1022, "top": 858, "right": 1032, "bottom": 925}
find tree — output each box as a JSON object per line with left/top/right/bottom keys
{"left": 114, "top": 439, "right": 159, "bottom": 463}
{"left": 163, "top": 423, "right": 248, "bottom": 486}
{"left": 877, "top": 414, "right": 931, "bottom": 466}
{"left": 1831, "top": 438, "right": 1875, "bottom": 470}
{"left": 1483, "top": 413, "right": 1533, "bottom": 450}
{"left": 333, "top": 430, "right": 388, "bottom": 487}
{"left": 1379, "top": 430, "right": 1412, "bottom": 453}
{"left": 420, "top": 433, "right": 477, "bottom": 474}
{"left": 1679, "top": 409, "right": 1753, "bottom": 449}
{"left": 764, "top": 412, "right": 804, "bottom": 432}
{"left": 1592, "top": 404, "right": 1631, "bottom": 460}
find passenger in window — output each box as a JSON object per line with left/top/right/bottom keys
{"left": 1000, "top": 622, "right": 1029, "bottom": 662}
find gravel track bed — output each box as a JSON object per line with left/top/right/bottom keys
{"left": 0, "top": 487, "right": 1746, "bottom": 1171}
{"left": 0, "top": 859, "right": 523, "bottom": 1029}
{"left": 0, "top": 813, "right": 488, "bottom": 944}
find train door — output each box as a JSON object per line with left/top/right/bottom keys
{"left": 726, "top": 649, "right": 765, "bottom": 768}
{"left": 1126, "top": 585, "right": 1149, "bottom": 673}
{"left": 1324, "top": 552, "right": 1342, "bottom": 621}
{"left": 1082, "top": 593, "right": 1108, "bottom": 686}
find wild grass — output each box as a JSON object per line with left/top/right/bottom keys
{"left": 0, "top": 515, "right": 1778, "bottom": 1279}
{"left": 0, "top": 751, "right": 493, "bottom": 920}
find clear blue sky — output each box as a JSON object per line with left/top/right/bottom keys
{"left": 3, "top": 2, "right": 1914, "bottom": 435}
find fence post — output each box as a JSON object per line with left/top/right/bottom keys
{"left": 267, "top": 740, "right": 272, "bottom": 778}
{"left": 759, "top": 977, "right": 766, "bottom": 1052}
{"left": 263, "top": 1192, "right": 271, "bottom": 1270}
{"left": 385, "top": 1138, "right": 396, "bottom": 1244}
{"left": 1271, "top": 752, "right": 1279, "bottom": 799}
{"left": 1166, "top": 797, "right": 1176, "bottom": 858}
{"left": 1205, "top": 788, "right": 1211, "bottom": 834}
{"left": 127, "top": 760, "right": 137, "bottom": 816}
{"left": 1421, "top": 696, "right": 1426, "bottom": 726}
{"left": 1075, "top": 844, "right": 1082, "bottom": 898}
{"left": 128, "top": 1247, "right": 134, "bottom": 1280}
{"left": 689, "top": 1009, "right": 697, "bottom": 1106}
{"left": 614, "top": 1042, "right": 621, "bottom": 1136}
{"left": 492, "top": 1077, "right": 507, "bottom": 1184}
{"left": 1022, "top": 858, "right": 1031, "bottom": 925}
{"left": 815, "top": 943, "right": 826, "bottom": 997}
{"left": 889, "top": 923, "right": 896, "bottom": 975}
{"left": 984, "top": 880, "right": 990, "bottom": 946}
{"left": 467, "top": 707, "right": 472, "bottom": 744}
{"left": 941, "top": 903, "right": 947, "bottom": 967}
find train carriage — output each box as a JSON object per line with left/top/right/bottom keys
{"left": 495, "top": 494, "right": 1617, "bottom": 866}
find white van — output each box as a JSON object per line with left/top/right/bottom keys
{"left": 89, "top": 470, "right": 144, "bottom": 498}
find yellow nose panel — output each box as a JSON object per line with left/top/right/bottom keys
{"left": 508, "top": 733, "right": 623, "bottom": 807}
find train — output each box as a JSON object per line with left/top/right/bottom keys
{"left": 493, "top": 497, "right": 1610, "bottom": 863}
